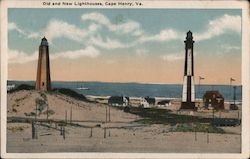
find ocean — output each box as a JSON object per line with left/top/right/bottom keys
{"left": 7, "top": 80, "right": 242, "bottom": 101}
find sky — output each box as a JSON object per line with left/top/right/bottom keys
{"left": 8, "top": 9, "right": 242, "bottom": 84}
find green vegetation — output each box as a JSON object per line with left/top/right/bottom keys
{"left": 24, "top": 112, "right": 36, "bottom": 117}
{"left": 42, "top": 109, "right": 55, "bottom": 116}
{"left": 130, "top": 107, "right": 210, "bottom": 125}
{"left": 8, "top": 84, "right": 34, "bottom": 93}
{"left": 35, "top": 98, "right": 48, "bottom": 115}
{"left": 23, "top": 91, "right": 52, "bottom": 118}
{"left": 40, "top": 92, "right": 47, "bottom": 100}
{"left": 52, "top": 88, "right": 90, "bottom": 102}
{"left": 128, "top": 107, "right": 225, "bottom": 133}
{"left": 170, "top": 123, "right": 225, "bottom": 133}
{"left": 8, "top": 83, "right": 91, "bottom": 104}
{"left": 7, "top": 125, "right": 28, "bottom": 132}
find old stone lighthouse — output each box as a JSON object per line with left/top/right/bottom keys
{"left": 35, "top": 37, "right": 51, "bottom": 91}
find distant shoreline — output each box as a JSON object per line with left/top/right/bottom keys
{"left": 7, "top": 80, "right": 242, "bottom": 86}
{"left": 7, "top": 81, "right": 243, "bottom": 101}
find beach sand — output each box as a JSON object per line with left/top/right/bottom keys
{"left": 8, "top": 90, "right": 137, "bottom": 122}
{"left": 7, "top": 90, "right": 241, "bottom": 153}
{"left": 7, "top": 123, "right": 241, "bottom": 153}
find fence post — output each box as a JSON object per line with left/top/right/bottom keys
{"left": 106, "top": 106, "right": 108, "bottom": 122}
{"left": 195, "top": 130, "right": 197, "bottom": 141}
{"left": 70, "top": 106, "right": 72, "bottom": 123}
{"left": 63, "top": 126, "right": 65, "bottom": 140}
{"left": 46, "top": 103, "right": 49, "bottom": 121}
{"left": 90, "top": 127, "right": 93, "bottom": 138}
{"left": 65, "top": 110, "right": 67, "bottom": 124}
{"left": 104, "top": 127, "right": 106, "bottom": 138}
{"left": 207, "top": 130, "right": 209, "bottom": 144}
{"left": 35, "top": 123, "right": 38, "bottom": 139}
{"left": 212, "top": 109, "right": 215, "bottom": 120}
{"left": 108, "top": 106, "right": 111, "bottom": 122}
{"left": 60, "top": 125, "right": 63, "bottom": 135}
{"left": 32, "top": 121, "right": 35, "bottom": 139}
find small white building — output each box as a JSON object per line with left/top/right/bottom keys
{"left": 108, "top": 96, "right": 129, "bottom": 107}
{"left": 7, "top": 84, "right": 15, "bottom": 91}
{"left": 139, "top": 97, "right": 150, "bottom": 108}
{"left": 139, "top": 97, "right": 156, "bottom": 108}
{"left": 157, "top": 100, "right": 172, "bottom": 107}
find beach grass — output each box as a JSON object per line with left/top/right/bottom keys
{"left": 8, "top": 84, "right": 35, "bottom": 93}
{"left": 128, "top": 107, "right": 226, "bottom": 133}
{"left": 52, "top": 88, "right": 89, "bottom": 102}
{"left": 130, "top": 107, "right": 209, "bottom": 124}
{"left": 169, "top": 123, "right": 225, "bottom": 133}
{"left": 7, "top": 83, "right": 92, "bottom": 103}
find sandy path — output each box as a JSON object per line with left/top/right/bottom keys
{"left": 7, "top": 123, "right": 241, "bottom": 153}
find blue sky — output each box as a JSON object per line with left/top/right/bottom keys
{"left": 8, "top": 9, "right": 242, "bottom": 84}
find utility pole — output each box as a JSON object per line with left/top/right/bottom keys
{"left": 46, "top": 101, "right": 49, "bottom": 121}
{"left": 233, "top": 86, "right": 236, "bottom": 106}
{"left": 198, "top": 76, "right": 205, "bottom": 107}
{"left": 70, "top": 106, "right": 72, "bottom": 123}
{"left": 230, "top": 78, "right": 235, "bottom": 104}
{"left": 108, "top": 105, "right": 111, "bottom": 122}
{"left": 106, "top": 105, "right": 108, "bottom": 123}
{"left": 35, "top": 102, "right": 37, "bottom": 121}
{"left": 65, "top": 110, "right": 67, "bottom": 124}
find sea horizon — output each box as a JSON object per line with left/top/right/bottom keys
{"left": 7, "top": 80, "right": 242, "bottom": 100}
{"left": 7, "top": 80, "right": 242, "bottom": 87}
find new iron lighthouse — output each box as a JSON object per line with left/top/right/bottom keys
{"left": 35, "top": 37, "right": 51, "bottom": 91}
{"left": 181, "top": 31, "right": 195, "bottom": 109}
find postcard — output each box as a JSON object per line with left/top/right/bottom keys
{"left": 1, "top": 0, "right": 250, "bottom": 158}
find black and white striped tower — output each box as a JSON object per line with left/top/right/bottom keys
{"left": 181, "top": 31, "right": 195, "bottom": 109}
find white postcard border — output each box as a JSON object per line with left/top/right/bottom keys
{"left": 1, "top": 0, "right": 249, "bottom": 158}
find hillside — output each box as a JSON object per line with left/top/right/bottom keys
{"left": 7, "top": 90, "right": 138, "bottom": 122}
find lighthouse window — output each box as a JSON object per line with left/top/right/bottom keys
{"left": 42, "top": 82, "right": 44, "bottom": 86}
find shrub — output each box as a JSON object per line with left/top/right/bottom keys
{"left": 24, "top": 112, "right": 36, "bottom": 116}
{"left": 42, "top": 109, "right": 55, "bottom": 116}
{"left": 52, "top": 88, "right": 89, "bottom": 102}
{"left": 40, "top": 92, "right": 47, "bottom": 101}
{"left": 35, "top": 98, "right": 47, "bottom": 115}
{"left": 8, "top": 84, "right": 34, "bottom": 93}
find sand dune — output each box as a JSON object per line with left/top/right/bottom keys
{"left": 7, "top": 90, "right": 241, "bottom": 153}
{"left": 7, "top": 90, "right": 138, "bottom": 122}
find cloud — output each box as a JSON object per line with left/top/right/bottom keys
{"left": 11, "top": 19, "right": 100, "bottom": 43}
{"left": 161, "top": 53, "right": 184, "bottom": 61}
{"left": 220, "top": 44, "right": 241, "bottom": 53}
{"left": 8, "top": 22, "right": 25, "bottom": 35}
{"left": 88, "top": 23, "right": 100, "bottom": 32}
{"left": 9, "top": 46, "right": 100, "bottom": 64}
{"left": 195, "top": 14, "right": 241, "bottom": 41}
{"left": 51, "top": 46, "right": 100, "bottom": 59}
{"left": 88, "top": 35, "right": 133, "bottom": 49}
{"left": 8, "top": 49, "right": 37, "bottom": 64}
{"left": 135, "top": 48, "right": 149, "bottom": 56}
{"left": 43, "top": 20, "right": 92, "bottom": 43}
{"left": 27, "top": 32, "right": 41, "bottom": 39}
{"left": 138, "top": 29, "right": 182, "bottom": 43}
{"left": 8, "top": 22, "right": 42, "bottom": 39}
{"left": 9, "top": 13, "right": 241, "bottom": 64}
{"left": 134, "top": 14, "right": 240, "bottom": 44}
{"left": 81, "top": 12, "right": 142, "bottom": 36}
